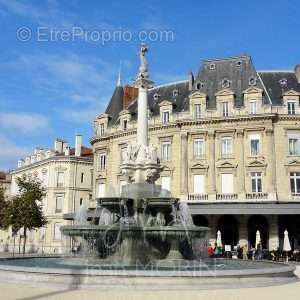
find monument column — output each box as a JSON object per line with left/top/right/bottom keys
{"left": 137, "top": 85, "right": 148, "bottom": 147}
{"left": 180, "top": 132, "right": 188, "bottom": 196}
{"left": 207, "top": 130, "right": 216, "bottom": 199}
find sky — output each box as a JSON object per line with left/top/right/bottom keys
{"left": 0, "top": 0, "right": 299, "bottom": 171}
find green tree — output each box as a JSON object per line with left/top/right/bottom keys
{"left": 10, "top": 176, "right": 47, "bottom": 255}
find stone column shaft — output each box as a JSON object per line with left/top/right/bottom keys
{"left": 137, "top": 86, "right": 148, "bottom": 147}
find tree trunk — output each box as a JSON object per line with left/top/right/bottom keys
{"left": 18, "top": 236, "right": 21, "bottom": 254}
{"left": 23, "top": 227, "right": 27, "bottom": 256}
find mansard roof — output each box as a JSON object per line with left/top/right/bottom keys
{"left": 258, "top": 71, "right": 300, "bottom": 105}
{"left": 103, "top": 54, "right": 300, "bottom": 125}
{"left": 126, "top": 80, "right": 190, "bottom": 120}
{"left": 193, "top": 55, "right": 269, "bottom": 108}
{"left": 105, "top": 86, "right": 124, "bottom": 124}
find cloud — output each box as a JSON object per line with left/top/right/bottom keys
{"left": 62, "top": 109, "right": 99, "bottom": 124}
{"left": 0, "top": 112, "right": 49, "bottom": 134}
{"left": 0, "top": 135, "right": 30, "bottom": 171}
{"left": 0, "top": 0, "right": 77, "bottom": 28}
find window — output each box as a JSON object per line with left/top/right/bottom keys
{"left": 80, "top": 173, "right": 84, "bottom": 183}
{"left": 161, "top": 142, "right": 171, "bottom": 161}
{"left": 173, "top": 89, "right": 179, "bottom": 97}
{"left": 162, "top": 111, "right": 170, "bottom": 124}
{"left": 221, "top": 137, "right": 232, "bottom": 157}
{"left": 249, "top": 100, "right": 257, "bottom": 115}
{"left": 290, "top": 172, "right": 300, "bottom": 194}
{"left": 221, "top": 173, "right": 233, "bottom": 194}
{"left": 288, "top": 101, "right": 296, "bottom": 115}
{"left": 79, "top": 198, "right": 83, "bottom": 206}
{"left": 193, "top": 175, "right": 204, "bottom": 194}
{"left": 123, "top": 119, "right": 128, "bottom": 130}
{"left": 55, "top": 195, "right": 63, "bottom": 213}
{"left": 56, "top": 172, "right": 64, "bottom": 188}
{"left": 99, "top": 123, "right": 105, "bottom": 136}
{"left": 98, "top": 183, "right": 106, "bottom": 197}
{"left": 194, "top": 139, "right": 204, "bottom": 159}
{"left": 289, "top": 137, "right": 300, "bottom": 155}
{"left": 54, "top": 223, "right": 61, "bottom": 240}
{"left": 250, "top": 134, "right": 260, "bottom": 156}
{"left": 161, "top": 176, "right": 171, "bottom": 191}
{"left": 222, "top": 102, "right": 229, "bottom": 117}
{"left": 99, "top": 153, "right": 106, "bottom": 170}
{"left": 194, "top": 104, "right": 201, "bottom": 120}
{"left": 251, "top": 172, "right": 262, "bottom": 193}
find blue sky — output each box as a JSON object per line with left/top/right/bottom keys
{"left": 0, "top": 0, "right": 299, "bottom": 170}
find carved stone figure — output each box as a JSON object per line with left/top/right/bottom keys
{"left": 138, "top": 44, "right": 148, "bottom": 79}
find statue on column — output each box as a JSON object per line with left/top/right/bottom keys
{"left": 138, "top": 44, "right": 148, "bottom": 79}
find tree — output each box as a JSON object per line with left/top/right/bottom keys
{"left": 10, "top": 176, "right": 47, "bottom": 255}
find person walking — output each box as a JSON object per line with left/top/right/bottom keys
{"left": 242, "top": 243, "right": 248, "bottom": 261}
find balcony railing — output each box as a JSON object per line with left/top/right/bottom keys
{"left": 188, "top": 194, "right": 208, "bottom": 201}
{"left": 246, "top": 193, "right": 269, "bottom": 200}
{"left": 291, "top": 193, "right": 300, "bottom": 201}
{"left": 216, "top": 193, "right": 238, "bottom": 201}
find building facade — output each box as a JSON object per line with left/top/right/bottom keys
{"left": 91, "top": 55, "right": 300, "bottom": 251}
{"left": 0, "top": 171, "right": 11, "bottom": 199}
{"left": 1, "top": 135, "right": 93, "bottom": 254}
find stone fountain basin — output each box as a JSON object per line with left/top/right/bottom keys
{"left": 0, "top": 257, "right": 297, "bottom": 290}
{"left": 60, "top": 224, "right": 209, "bottom": 239}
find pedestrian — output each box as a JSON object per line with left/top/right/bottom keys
{"left": 242, "top": 243, "right": 248, "bottom": 261}
{"left": 208, "top": 244, "right": 214, "bottom": 257}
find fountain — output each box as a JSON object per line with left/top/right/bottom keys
{"left": 60, "top": 44, "right": 209, "bottom": 265}
{"left": 0, "top": 45, "right": 297, "bottom": 289}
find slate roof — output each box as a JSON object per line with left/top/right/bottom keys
{"left": 105, "top": 86, "right": 124, "bottom": 124}
{"left": 127, "top": 80, "right": 190, "bottom": 121}
{"left": 103, "top": 55, "right": 300, "bottom": 125}
{"left": 258, "top": 71, "right": 300, "bottom": 105}
{"left": 194, "top": 55, "right": 269, "bottom": 108}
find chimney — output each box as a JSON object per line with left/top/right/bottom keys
{"left": 65, "top": 146, "right": 70, "bottom": 156}
{"left": 62, "top": 141, "right": 69, "bottom": 154}
{"left": 54, "top": 139, "right": 63, "bottom": 153}
{"left": 75, "top": 134, "right": 82, "bottom": 157}
{"left": 188, "top": 72, "right": 194, "bottom": 91}
{"left": 123, "top": 85, "right": 138, "bottom": 109}
{"left": 295, "top": 64, "right": 300, "bottom": 83}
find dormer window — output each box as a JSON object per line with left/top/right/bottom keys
{"left": 222, "top": 102, "right": 229, "bottom": 117}
{"left": 249, "top": 77, "right": 257, "bottom": 86}
{"left": 194, "top": 104, "right": 201, "bottom": 119}
{"left": 222, "top": 78, "right": 231, "bottom": 89}
{"left": 209, "top": 63, "right": 216, "bottom": 70}
{"left": 195, "top": 81, "right": 203, "bottom": 90}
{"left": 236, "top": 61, "right": 242, "bottom": 67}
{"left": 162, "top": 111, "right": 170, "bottom": 124}
{"left": 173, "top": 89, "right": 179, "bottom": 97}
{"left": 288, "top": 101, "right": 296, "bottom": 115}
{"left": 122, "top": 119, "right": 128, "bottom": 130}
{"left": 153, "top": 93, "right": 160, "bottom": 101}
{"left": 279, "top": 78, "right": 288, "bottom": 87}
{"left": 249, "top": 100, "right": 257, "bottom": 115}
{"left": 99, "top": 123, "right": 105, "bottom": 136}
